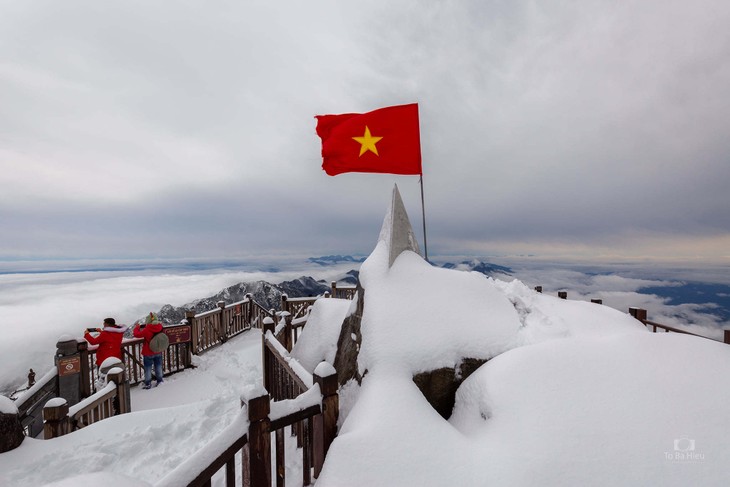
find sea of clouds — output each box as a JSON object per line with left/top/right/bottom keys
{"left": 1, "top": 258, "right": 728, "bottom": 394}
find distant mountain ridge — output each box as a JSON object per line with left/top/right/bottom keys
{"left": 154, "top": 276, "right": 331, "bottom": 325}
{"left": 440, "top": 259, "right": 513, "bottom": 277}
{"left": 308, "top": 255, "right": 367, "bottom": 266}
{"left": 152, "top": 259, "right": 509, "bottom": 325}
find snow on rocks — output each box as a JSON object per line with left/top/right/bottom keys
{"left": 316, "top": 220, "right": 730, "bottom": 486}
{"left": 0, "top": 395, "right": 18, "bottom": 415}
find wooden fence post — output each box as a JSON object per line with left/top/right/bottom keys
{"left": 186, "top": 310, "right": 198, "bottom": 355}
{"left": 534, "top": 286, "right": 542, "bottom": 293}
{"left": 245, "top": 293, "right": 254, "bottom": 328}
{"left": 331, "top": 281, "right": 337, "bottom": 298}
{"left": 313, "top": 364, "right": 338, "bottom": 478}
{"left": 262, "top": 317, "right": 275, "bottom": 393}
{"left": 724, "top": 330, "right": 730, "bottom": 345}
{"left": 217, "top": 301, "right": 227, "bottom": 343}
{"left": 558, "top": 291, "right": 567, "bottom": 300}
{"left": 629, "top": 307, "right": 647, "bottom": 323}
{"left": 43, "top": 399, "right": 69, "bottom": 439}
{"left": 107, "top": 368, "right": 131, "bottom": 415}
{"left": 591, "top": 299, "right": 603, "bottom": 304}
{"left": 77, "top": 341, "right": 91, "bottom": 399}
{"left": 284, "top": 313, "right": 293, "bottom": 352}
{"left": 244, "top": 391, "right": 271, "bottom": 487}
{"left": 0, "top": 400, "right": 24, "bottom": 453}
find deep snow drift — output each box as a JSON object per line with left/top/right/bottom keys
{"left": 303, "top": 241, "right": 730, "bottom": 486}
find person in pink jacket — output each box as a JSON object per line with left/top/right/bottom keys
{"left": 133, "top": 312, "right": 164, "bottom": 389}
{"left": 84, "top": 318, "right": 128, "bottom": 368}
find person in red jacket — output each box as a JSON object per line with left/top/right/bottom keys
{"left": 133, "top": 312, "right": 164, "bottom": 389}
{"left": 84, "top": 318, "right": 128, "bottom": 368}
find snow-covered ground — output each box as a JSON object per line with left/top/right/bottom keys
{"left": 0, "top": 329, "right": 264, "bottom": 487}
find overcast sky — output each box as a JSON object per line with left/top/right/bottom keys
{"left": 2, "top": 0, "right": 730, "bottom": 265}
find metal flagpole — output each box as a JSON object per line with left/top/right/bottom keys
{"left": 419, "top": 174, "right": 428, "bottom": 262}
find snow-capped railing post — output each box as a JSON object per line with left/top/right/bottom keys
{"left": 243, "top": 390, "right": 272, "bottom": 487}
{"left": 0, "top": 396, "right": 24, "bottom": 453}
{"left": 534, "top": 286, "right": 543, "bottom": 293}
{"left": 42, "top": 398, "right": 69, "bottom": 439}
{"left": 107, "top": 368, "right": 130, "bottom": 415}
{"left": 262, "top": 317, "right": 275, "bottom": 393}
{"left": 77, "top": 340, "right": 92, "bottom": 399}
{"left": 284, "top": 313, "right": 293, "bottom": 352}
{"left": 725, "top": 330, "right": 730, "bottom": 345}
{"left": 331, "top": 281, "right": 337, "bottom": 297}
{"left": 245, "top": 293, "right": 254, "bottom": 327}
{"left": 217, "top": 300, "right": 227, "bottom": 343}
{"left": 558, "top": 291, "right": 568, "bottom": 300}
{"left": 186, "top": 310, "right": 199, "bottom": 354}
{"left": 591, "top": 299, "right": 603, "bottom": 304}
{"left": 629, "top": 307, "right": 647, "bottom": 323}
{"left": 313, "top": 363, "right": 338, "bottom": 478}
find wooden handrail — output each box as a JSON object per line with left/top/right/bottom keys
{"left": 168, "top": 315, "right": 337, "bottom": 487}
{"left": 643, "top": 319, "right": 706, "bottom": 337}
{"left": 629, "top": 307, "right": 730, "bottom": 344}
{"left": 43, "top": 369, "right": 130, "bottom": 439}
{"left": 264, "top": 334, "right": 312, "bottom": 392}
{"left": 15, "top": 368, "right": 58, "bottom": 437}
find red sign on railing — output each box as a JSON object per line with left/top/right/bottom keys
{"left": 58, "top": 356, "right": 81, "bottom": 377}
{"left": 164, "top": 325, "right": 191, "bottom": 345}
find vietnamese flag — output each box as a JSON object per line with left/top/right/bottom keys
{"left": 315, "top": 103, "right": 422, "bottom": 176}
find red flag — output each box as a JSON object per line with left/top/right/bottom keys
{"left": 315, "top": 103, "right": 422, "bottom": 176}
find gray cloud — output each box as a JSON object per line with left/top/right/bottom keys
{"left": 2, "top": 0, "right": 730, "bottom": 262}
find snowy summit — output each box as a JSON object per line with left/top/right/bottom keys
{"left": 295, "top": 185, "right": 730, "bottom": 486}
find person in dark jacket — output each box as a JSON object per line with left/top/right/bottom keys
{"left": 84, "top": 318, "right": 128, "bottom": 368}
{"left": 133, "top": 312, "right": 164, "bottom": 389}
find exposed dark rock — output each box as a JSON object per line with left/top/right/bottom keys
{"left": 0, "top": 410, "right": 24, "bottom": 452}
{"left": 333, "top": 282, "right": 365, "bottom": 387}
{"left": 412, "top": 358, "right": 488, "bottom": 419}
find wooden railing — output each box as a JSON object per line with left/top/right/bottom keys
{"left": 159, "top": 304, "right": 339, "bottom": 487}
{"left": 533, "top": 286, "right": 730, "bottom": 345}
{"left": 14, "top": 368, "right": 58, "bottom": 437}
{"left": 157, "top": 364, "right": 338, "bottom": 487}
{"left": 629, "top": 307, "right": 730, "bottom": 344}
{"left": 187, "top": 294, "right": 275, "bottom": 355}
{"left": 331, "top": 281, "right": 357, "bottom": 300}
{"left": 85, "top": 334, "right": 191, "bottom": 391}
{"left": 42, "top": 368, "right": 130, "bottom": 439}
{"left": 281, "top": 295, "right": 318, "bottom": 322}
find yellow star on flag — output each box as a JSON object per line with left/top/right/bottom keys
{"left": 352, "top": 126, "right": 383, "bottom": 157}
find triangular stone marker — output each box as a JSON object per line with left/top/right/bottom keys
{"left": 379, "top": 184, "right": 421, "bottom": 268}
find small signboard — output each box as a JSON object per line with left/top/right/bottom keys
{"left": 58, "top": 356, "right": 81, "bottom": 377}
{"left": 164, "top": 324, "right": 191, "bottom": 345}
